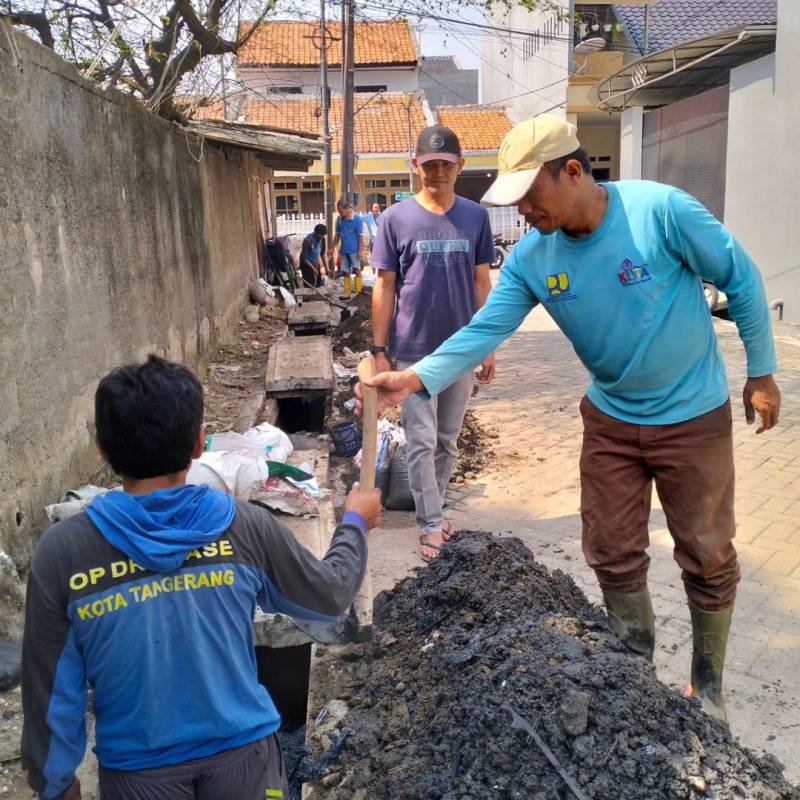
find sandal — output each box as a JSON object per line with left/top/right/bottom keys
{"left": 441, "top": 520, "right": 459, "bottom": 542}
{"left": 419, "top": 534, "right": 444, "bottom": 563}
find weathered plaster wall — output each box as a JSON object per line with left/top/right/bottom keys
{"left": 0, "top": 24, "right": 264, "bottom": 565}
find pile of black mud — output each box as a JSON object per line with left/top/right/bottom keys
{"left": 302, "top": 533, "right": 798, "bottom": 800}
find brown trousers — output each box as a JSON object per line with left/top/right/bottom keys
{"left": 579, "top": 396, "right": 739, "bottom": 610}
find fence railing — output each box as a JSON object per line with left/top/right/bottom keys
{"left": 275, "top": 208, "right": 529, "bottom": 242}
{"left": 275, "top": 213, "right": 325, "bottom": 238}
{"left": 487, "top": 206, "right": 529, "bottom": 242}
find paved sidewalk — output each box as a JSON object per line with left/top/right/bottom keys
{"left": 438, "top": 308, "right": 800, "bottom": 781}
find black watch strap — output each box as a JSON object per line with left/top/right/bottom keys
{"left": 369, "top": 345, "right": 387, "bottom": 355}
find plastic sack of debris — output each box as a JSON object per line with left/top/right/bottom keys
{"left": 384, "top": 444, "right": 415, "bottom": 511}
{"left": 352, "top": 420, "right": 403, "bottom": 501}
{"left": 187, "top": 451, "right": 269, "bottom": 499}
{"left": 206, "top": 422, "right": 293, "bottom": 463}
{"left": 45, "top": 485, "right": 122, "bottom": 523}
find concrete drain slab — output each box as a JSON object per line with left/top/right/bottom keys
{"left": 265, "top": 336, "right": 333, "bottom": 395}
{"left": 287, "top": 301, "right": 334, "bottom": 335}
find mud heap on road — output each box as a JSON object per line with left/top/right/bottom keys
{"left": 303, "top": 533, "right": 799, "bottom": 799}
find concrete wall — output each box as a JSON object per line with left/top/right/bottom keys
{"left": 482, "top": 5, "right": 571, "bottom": 121}
{"left": 420, "top": 69, "right": 479, "bottom": 108}
{"left": 0, "top": 25, "right": 265, "bottom": 565}
{"left": 576, "top": 118, "right": 620, "bottom": 180}
{"left": 724, "top": 0, "right": 800, "bottom": 322}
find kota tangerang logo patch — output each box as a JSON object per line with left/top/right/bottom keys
{"left": 618, "top": 258, "right": 651, "bottom": 286}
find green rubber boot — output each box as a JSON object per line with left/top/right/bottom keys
{"left": 688, "top": 601, "right": 733, "bottom": 723}
{"left": 602, "top": 588, "right": 656, "bottom": 662}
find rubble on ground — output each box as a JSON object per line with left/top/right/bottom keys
{"left": 301, "top": 533, "right": 799, "bottom": 800}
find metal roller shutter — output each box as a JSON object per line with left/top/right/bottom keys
{"left": 642, "top": 84, "right": 729, "bottom": 221}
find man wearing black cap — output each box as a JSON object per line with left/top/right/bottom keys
{"left": 370, "top": 125, "right": 496, "bottom": 562}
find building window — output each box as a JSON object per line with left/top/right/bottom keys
{"left": 390, "top": 178, "right": 410, "bottom": 188}
{"left": 303, "top": 180, "right": 323, "bottom": 190}
{"left": 365, "top": 179, "right": 386, "bottom": 189}
{"left": 355, "top": 85, "right": 387, "bottom": 93}
{"left": 271, "top": 86, "right": 302, "bottom": 94}
{"left": 366, "top": 192, "right": 388, "bottom": 210}
{"left": 274, "top": 182, "right": 298, "bottom": 190}
{"left": 276, "top": 195, "right": 299, "bottom": 212}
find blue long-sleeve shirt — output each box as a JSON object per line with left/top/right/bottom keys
{"left": 22, "top": 488, "right": 367, "bottom": 799}
{"left": 414, "top": 180, "right": 777, "bottom": 424}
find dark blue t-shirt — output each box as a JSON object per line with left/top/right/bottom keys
{"left": 301, "top": 233, "right": 323, "bottom": 265}
{"left": 371, "top": 196, "right": 494, "bottom": 361}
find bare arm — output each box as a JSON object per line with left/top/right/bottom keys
{"left": 332, "top": 233, "right": 341, "bottom": 250}
{"left": 474, "top": 263, "right": 492, "bottom": 309}
{"left": 372, "top": 270, "right": 397, "bottom": 372}
{"left": 474, "top": 263, "right": 495, "bottom": 384}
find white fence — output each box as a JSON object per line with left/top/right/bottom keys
{"left": 276, "top": 208, "right": 529, "bottom": 242}
{"left": 487, "top": 206, "right": 529, "bottom": 242}
{"left": 275, "top": 213, "right": 325, "bottom": 238}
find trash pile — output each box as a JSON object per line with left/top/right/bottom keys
{"left": 47, "top": 422, "right": 325, "bottom": 520}
{"left": 302, "top": 533, "right": 799, "bottom": 799}
{"left": 188, "top": 423, "right": 324, "bottom": 516}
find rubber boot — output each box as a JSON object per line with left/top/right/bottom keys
{"left": 355, "top": 273, "right": 363, "bottom": 295}
{"left": 602, "top": 588, "right": 656, "bottom": 661}
{"left": 341, "top": 274, "right": 352, "bottom": 300}
{"left": 688, "top": 601, "right": 732, "bottom": 723}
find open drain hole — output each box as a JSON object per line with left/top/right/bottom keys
{"left": 256, "top": 643, "right": 311, "bottom": 725}
{"left": 293, "top": 326, "right": 329, "bottom": 337}
{"left": 276, "top": 393, "right": 327, "bottom": 433}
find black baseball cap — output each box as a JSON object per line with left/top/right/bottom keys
{"left": 415, "top": 125, "right": 462, "bottom": 164}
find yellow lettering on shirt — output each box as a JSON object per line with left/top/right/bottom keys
{"left": 219, "top": 540, "right": 233, "bottom": 556}
{"left": 75, "top": 569, "right": 236, "bottom": 622}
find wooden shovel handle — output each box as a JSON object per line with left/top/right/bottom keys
{"left": 357, "top": 356, "right": 379, "bottom": 492}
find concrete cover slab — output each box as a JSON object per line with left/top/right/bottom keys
{"left": 287, "top": 301, "right": 332, "bottom": 328}
{"left": 265, "top": 336, "right": 333, "bottom": 393}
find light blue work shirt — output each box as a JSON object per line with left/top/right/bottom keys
{"left": 413, "top": 180, "right": 777, "bottom": 425}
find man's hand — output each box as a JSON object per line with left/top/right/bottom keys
{"left": 354, "top": 368, "right": 423, "bottom": 415}
{"left": 476, "top": 354, "right": 496, "bottom": 386}
{"left": 344, "top": 485, "right": 383, "bottom": 530}
{"left": 743, "top": 374, "right": 781, "bottom": 433}
{"left": 62, "top": 778, "right": 81, "bottom": 800}
{"left": 373, "top": 352, "right": 392, "bottom": 375}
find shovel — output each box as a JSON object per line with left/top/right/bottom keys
{"left": 350, "top": 355, "right": 378, "bottom": 628}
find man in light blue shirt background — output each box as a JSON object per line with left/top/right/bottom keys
{"left": 358, "top": 114, "right": 782, "bottom": 723}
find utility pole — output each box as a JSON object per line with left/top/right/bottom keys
{"left": 340, "top": 0, "right": 356, "bottom": 204}
{"left": 320, "top": 0, "right": 333, "bottom": 244}
{"left": 405, "top": 93, "right": 414, "bottom": 192}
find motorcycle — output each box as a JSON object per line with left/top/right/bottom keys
{"left": 492, "top": 235, "right": 511, "bottom": 269}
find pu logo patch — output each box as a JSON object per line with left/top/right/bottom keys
{"left": 618, "top": 258, "right": 651, "bottom": 286}
{"left": 544, "top": 272, "right": 577, "bottom": 304}
{"left": 547, "top": 273, "right": 570, "bottom": 296}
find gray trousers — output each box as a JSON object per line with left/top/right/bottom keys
{"left": 98, "top": 734, "right": 288, "bottom": 800}
{"left": 400, "top": 362, "right": 475, "bottom": 534}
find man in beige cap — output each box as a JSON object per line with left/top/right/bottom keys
{"left": 358, "top": 113, "right": 782, "bottom": 723}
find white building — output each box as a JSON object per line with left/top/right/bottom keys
{"left": 236, "top": 20, "right": 419, "bottom": 97}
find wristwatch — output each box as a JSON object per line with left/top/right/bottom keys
{"left": 369, "top": 346, "right": 387, "bottom": 355}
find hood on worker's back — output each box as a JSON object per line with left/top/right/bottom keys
{"left": 86, "top": 484, "right": 236, "bottom": 573}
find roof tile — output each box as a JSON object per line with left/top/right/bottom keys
{"left": 244, "top": 93, "right": 427, "bottom": 154}
{"left": 612, "top": 0, "right": 777, "bottom": 53}
{"left": 437, "top": 106, "right": 513, "bottom": 152}
{"left": 237, "top": 20, "right": 417, "bottom": 68}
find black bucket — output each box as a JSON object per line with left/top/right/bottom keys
{"left": 330, "top": 420, "right": 362, "bottom": 457}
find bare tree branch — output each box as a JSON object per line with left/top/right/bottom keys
{"left": 1, "top": 11, "right": 54, "bottom": 47}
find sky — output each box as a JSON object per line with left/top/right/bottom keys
{"left": 415, "top": 6, "right": 486, "bottom": 71}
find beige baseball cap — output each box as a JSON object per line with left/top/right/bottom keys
{"left": 481, "top": 114, "right": 581, "bottom": 206}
